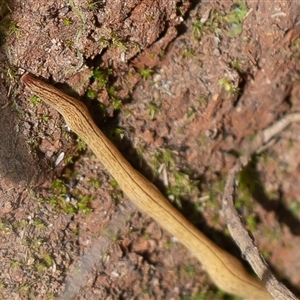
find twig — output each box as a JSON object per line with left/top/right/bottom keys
{"left": 239, "top": 112, "right": 300, "bottom": 165}
{"left": 222, "top": 113, "right": 300, "bottom": 300}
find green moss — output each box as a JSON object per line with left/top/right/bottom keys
{"left": 138, "top": 67, "right": 153, "bottom": 80}
{"left": 218, "top": 77, "right": 240, "bottom": 95}
{"left": 148, "top": 102, "right": 160, "bottom": 119}
{"left": 30, "top": 95, "right": 40, "bottom": 105}
{"left": 93, "top": 68, "right": 112, "bottom": 88}
{"left": 62, "top": 17, "right": 73, "bottom": 26}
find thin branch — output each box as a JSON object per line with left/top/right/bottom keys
{"left": 222, "top": 113, "right": 300, "bottom": 300}
{"left": 239, "top": 112, "right": 300, "bottom": 165}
